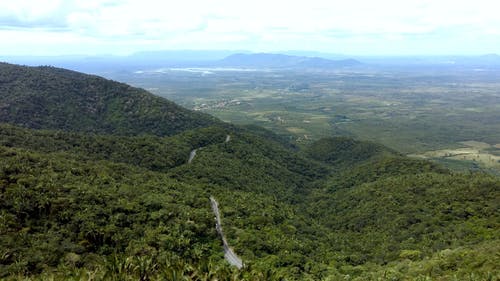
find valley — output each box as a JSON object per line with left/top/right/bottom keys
{"left": 107, "top": 66, "right": 500, "bottom": 174}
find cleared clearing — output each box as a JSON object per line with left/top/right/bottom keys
{"left": 286, "top": 127, "right": 308, "bottom": 134}
{"left": 459, "top": 141, "right": 492, "bottom": 149}
{"left": 410, "top": 140, "right": 500, "bottom": 170}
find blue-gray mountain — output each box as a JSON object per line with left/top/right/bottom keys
{"left": 218, "top": 53, "right": 362, "bottom": 68}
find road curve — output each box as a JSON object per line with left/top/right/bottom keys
{"left": 189, "top": 134, "right": 230, "bottom": 164}
{"left": 210, "top": 196, "right": 243, "bottom": 269}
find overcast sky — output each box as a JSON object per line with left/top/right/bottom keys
{"left": 1, "top": 0, "right": 499, "bottom": 56}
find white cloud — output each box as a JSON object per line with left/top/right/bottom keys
{"left": 0, "top": 0, "right": 499, "bottom": 55}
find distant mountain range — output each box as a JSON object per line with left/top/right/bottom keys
{"left": 2, "top": 51, "right": 500, "bottom": 74}
{"left": 360, "top": 53, "right": 500, "bottom": 66}
{"left": 217, "top": 53, "right": 362, "bottom": 69}
{"left": 0, "top": 51, "right": 362, "bottom": 72}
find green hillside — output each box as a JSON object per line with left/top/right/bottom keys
{"left": 0, "top": 124, "right": 229, "bottom": 172}
{"left": 305, "top": 137, "right": 398, "bottom": 167}
{"left": 0, "top": 62, "right": 219, "bottom": 136}
{"left": 0, "top": 64, "right": 498, "bottom": 280}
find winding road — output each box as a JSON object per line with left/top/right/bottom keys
{"left": 187, "top": 149, "right": 197, "bottom": 164}
{"left": 210, "top": 196, "right": 243, "bottom": 269}
{"left": 188, "top": 135, "right": 230, "bottom": 164}
{"left": 186, "top": 135, "right": 242, "bottom": 268}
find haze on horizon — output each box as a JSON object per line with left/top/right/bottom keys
{"left": 1, "top": 0, "right": 499, "bottom": 57}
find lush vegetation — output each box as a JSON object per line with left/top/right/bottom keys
{"left": 304, "top": 137, "right": 398, "bottom": 167}
{"left": 112, "top": 65, "right": 500, "bottom": 174}
{"left": 0, "top": 63, "right": 498, "bottom": 280}
{"left": 0, "top": 124, "right": 230, "bottom": 173}
{"left": 0, "top": 62, "right": 219, "bottom": 136}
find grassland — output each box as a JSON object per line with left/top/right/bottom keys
{"left": 410, "top": 140, "right": 500, "bottom": 174}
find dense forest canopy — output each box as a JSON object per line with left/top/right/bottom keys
{"left": 0, "top": 62, "right": 219, "bottom": 136}
{"left": 0, "top": 62, "right": 498, "bottom": 280}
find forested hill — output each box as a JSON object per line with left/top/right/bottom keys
{"left": 0, "top": 63, "right": 498, "bottom": 280}
{"left": 0, "top": 62, "right": 219, "bottom": 136}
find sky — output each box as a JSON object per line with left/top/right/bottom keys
{"left": 1, "top": 0, "right": 499, "bottom": 56}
